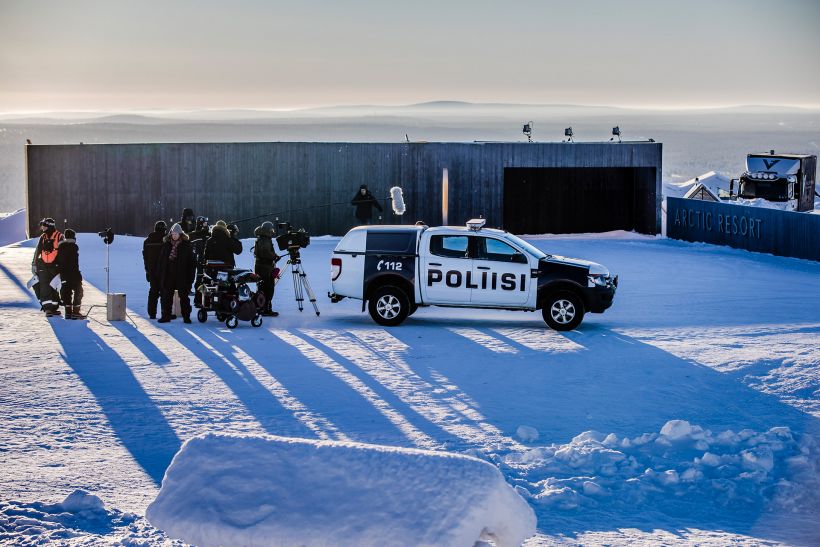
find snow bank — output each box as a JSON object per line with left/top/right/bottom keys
{"left": 0, "top": 208, "right": 26, "bottom": 246}
{"left": 663, "top": 171, "right": 730, "bottom": 199}
{"left": 0, "top": 490, "right": 176, "bottom": 544}
{"left": 505, "top": 420, "right": 820, "bottom": 516}
{"left": 147, "top": 434, "right": 536, "bottom": 547}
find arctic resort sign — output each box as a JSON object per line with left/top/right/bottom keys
{"left": 672, "top": 203, "right": 762, "bottom": 239}
{"left": 666, "top": 197, "right": 820, "bottom": 262}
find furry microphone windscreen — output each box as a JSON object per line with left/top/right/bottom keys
{"left": 390, "top": 186, "right": 406, "bottom": 215}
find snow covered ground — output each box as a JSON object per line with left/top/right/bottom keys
{"left": 1, "top": 231, "right": 818, "bottom": 545}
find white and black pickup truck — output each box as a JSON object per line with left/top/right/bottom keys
{"left": 328, "top": 219, "right": 618, "bottom": 330}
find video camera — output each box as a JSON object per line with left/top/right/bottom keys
{"left": 275, "top": 222, "right": 310, "bottom": 259}
{"left": 98, "top": 227, "right": 114, "bottom": 245}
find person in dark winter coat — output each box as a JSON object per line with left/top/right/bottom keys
{"left": 351, "top": 184, "right": 382, "bottom": 224}
{"left": 142, "top": 220, "right": 167, "bottom": 319}
{"left": 156, "top": 223, "right": 196, "bottom": 323}
{"left": 31, "top": 217, "right": 64, "bottom": 316}
{"left": 204, "top": 220, "right": 242, "bottom": 267}
{"left": 55, "top": 228, "right": 84, "bottom": 319}
{"left": 253, "top": 221, "right": 280, "bottom": 317}
{"left": 180, "top": 208, "right": 196, "bottom": 234}
{"left": 189, "top": 216, "right": 210, "bottom": 276}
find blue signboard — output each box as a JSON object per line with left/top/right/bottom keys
{"left": 666, "top": 197, "right": 820, "bottom": 262}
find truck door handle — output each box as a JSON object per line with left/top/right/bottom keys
{"left": 429, "top": 262, "right": 442, "bottom": 266}
{"left": 477, "top": 266, "right": 490, "bottom": 270}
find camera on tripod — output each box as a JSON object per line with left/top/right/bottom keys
{"left": 275, "top": 222, "right": 310, "bottom": 259}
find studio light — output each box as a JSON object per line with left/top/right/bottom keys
{"left": 611, "top": 126, "right": 622, "bottom": 143}
{"left": 522, "top": 121, "right": 533, "bottom": 143}
{"left": 564, "top": 127, "right": 574, "bottom": 143}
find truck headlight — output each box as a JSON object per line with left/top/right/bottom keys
{"left": 588, "top": 274, "right": 608, "bottom": 287}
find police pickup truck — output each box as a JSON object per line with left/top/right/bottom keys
{"left": 328, "top": 219, "right": 617, "bottom": 330}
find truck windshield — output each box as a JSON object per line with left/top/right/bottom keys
{"left": 740, "top": 179, "right": 791, "bottom": 201}
{"left": 505, "top": 234, "right": 548, "bottom": 259}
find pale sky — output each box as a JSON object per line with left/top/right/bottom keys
{"left": 1, "top": 0, "right": 819, "bottom": 112}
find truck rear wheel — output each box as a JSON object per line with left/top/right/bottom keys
{"left": 369, "top": 285, "right": 410, "bottom": 326}
{"left": 542, "top": 291, "right": 584, "bottom": 331}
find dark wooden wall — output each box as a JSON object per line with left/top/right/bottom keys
{"left": 25, "top": 141, "right": 662, "bottom": 237}
{"left": 667, "top": 197, "right": 820, "bottom": 261}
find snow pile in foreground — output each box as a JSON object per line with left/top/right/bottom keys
{"left": 147, "top": 434, "right": 536, "bottom": 547}
{"left": 0, "top": 489, "right": 179, "bottom": 545}
{"left": 0, "top": 208, "right": 26, "bottom": 246}
{"left": 505, "top": 420, "right": 819, "bottom": 517}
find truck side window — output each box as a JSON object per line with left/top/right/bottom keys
{"left": 476, "top": 237, "right": 527, "bottom": 263}
{"left": 430, "top": 235, "right": 469, "bottom": 259}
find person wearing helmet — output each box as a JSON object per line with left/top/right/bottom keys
{"left": 31, "top": 217, "right": 64, "bottom": 316}
{"left": 143, "top": 220, "right": 167, "bottom": 319}
{"left": 253, "top": 221, "right": 280, "bottom": 317}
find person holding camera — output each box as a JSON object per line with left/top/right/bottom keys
{"left": 31, "top": 217, "right": 64, "bottom": 316}
{"left": 351, "top": 184, "right": 382, "bottom": 225}
{"left": 253, "top": 221, "right": 279, "bottom": 317}
{"left": 55, "top": 228, "right": 84, "bottom": 319}
{"left": 142, "top": 220, "right": 167, "bottom": 319}
{"left": 156, "top": 223, "right": 195, "bottom": 324}
{"left": 204, "top": 220, "right": 243, "bottom": 267}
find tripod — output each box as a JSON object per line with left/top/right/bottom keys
{"left": 279, "top": 248, "right": 320, "bottom": 316}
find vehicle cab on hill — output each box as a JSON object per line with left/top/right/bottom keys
{"left": 328, "top": 219, "right": 618, "bottom": 330}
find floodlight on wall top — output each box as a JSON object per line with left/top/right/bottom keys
{"left": 564, "top": 127, "right": 574, "bottom": 143}
{"left": 610, "top": 126, "right": 622, "bottom": 143}
{"left": 522, "top": 121, "right": 533, "bottom": 143}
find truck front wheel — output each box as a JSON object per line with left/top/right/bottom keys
{"left": 369, "top": 285, "right": 410, "bottom": 326}
{"left": 542, "top": 291, "right": 584, "bottom": 331}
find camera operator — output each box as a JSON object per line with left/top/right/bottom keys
{"left": 180, "top": 208, "right": 196, "bottom": 234}
{"left": 31, "top": 217, "right": 64, "bottom": 316}
{"left": 204, "top": 220, "right": 242, "bottom": 267}
{"left": 156, "top": 223, "right": 195, "bottom": 324}
{"left": 253, "top": 221, "right": 279, "bottom": 317}
{"left": 142, "top": 220, "right": 167, "bottom": 319}
{"left": 351, "top": 184, "right": 382, "bottom": 225}
{"left": 55, "top": 228, "right": 84, "bottom": 319}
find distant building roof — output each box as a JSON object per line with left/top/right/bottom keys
{"left": 683, "top": 182, "right": 720, "bottom": 202}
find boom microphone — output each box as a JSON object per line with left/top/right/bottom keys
{"left": 390, "top": 186, "right": 406, "bottom": 215}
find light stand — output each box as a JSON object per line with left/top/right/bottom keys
{"left": 522, "top": 121, "right": 533, "bottom": 143}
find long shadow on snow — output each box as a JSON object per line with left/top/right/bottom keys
{"left": 109, "top": 321, "right": 171, "bottom": 366}
{"left": 172, "top": 325, "right": 317, "bottom": 438}
{"left": 48, "top": 321, "right": 181, "bottom": 485}
{"left": 234, "top": 328, "right": 439, "bottom": 447}
{"left": 386, "top": 318, "right": 818, "bottom": 540}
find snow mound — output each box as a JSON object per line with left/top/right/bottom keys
{"left": 517, "top": 425, "right": 540, "bottom": 442}
{"left": 663, "top": 171, "right": 730, "bottom": 199}
{"left": 147, "top": 434, "right": 536, "bottom": 547}
{"left": 505, "top": 421, "right": 820, "bottom": 518}
{"left": 0, "top": 208, "right": 26, "bottom": 246}
{"left": 0, "top": 490, "right": 178, "bottom": 545}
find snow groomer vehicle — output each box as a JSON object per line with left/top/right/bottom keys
{"left": 737, "top": 151, "right": 816, "bottom": 212}
{"left": 328, "top": 219, "right": 617, "bottom": 329}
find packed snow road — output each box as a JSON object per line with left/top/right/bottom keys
{"left": 0, "top": 231, "right": 818, "bottom": 545}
